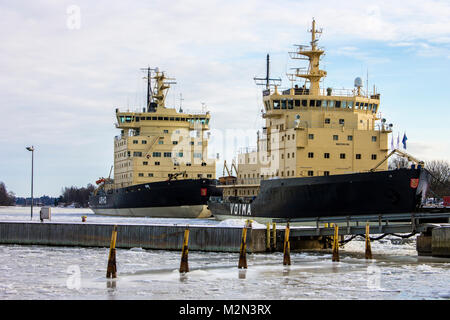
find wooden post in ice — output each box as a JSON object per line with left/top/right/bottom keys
{"left": 332, "top": 224, "right": 340, "bottom": 262}
{"left": 179, "top": 227, "right": 190, "bottom": 273}
{"left": 283, "top": 222, "right": 291, "bottom": 265}
{"left": 365, "top": 222, "right": 373, "bottom": 260}
{"left": 106, "top": 225, "right": 118, "bottom": 278}
{"left": 238, "top": 220, "right": 249, "bottom": 269}
{"left": 266, "top": 223, "right": 271, "bottom": 252}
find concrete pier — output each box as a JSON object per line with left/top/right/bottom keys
{"left": 431, "top": 226, "right": 450, "bottom": 257}
{"left": 0, "top": 221, "right": 267, "bottom": 253}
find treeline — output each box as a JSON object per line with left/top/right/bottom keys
{"left": 59, "top": 184, "right": 95, "bottom": 208}
{"left": 0, "top": 182, "right": 15, "bottom": 206}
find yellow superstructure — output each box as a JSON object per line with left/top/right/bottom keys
{"left": 224, "top": 19, "right": 391, "bottom": 198}
{"left": 113, "top": 69, "right": 215, "bottom": 188}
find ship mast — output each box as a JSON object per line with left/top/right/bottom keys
{"left": 254, "top": 54, "right": 281, "bottom": 91}
{"left": 291, "top": 19, "right": 327, "bottom": 96}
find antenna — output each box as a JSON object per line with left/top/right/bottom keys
{"left": 254, "top": 54, "right": 282, "bottom": 90}
{"left": 141, "top": 66, "right": 157, "bottom": 111}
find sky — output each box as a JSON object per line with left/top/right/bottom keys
{"left": 0, "top": 0, "right": 449, "bottom": 197}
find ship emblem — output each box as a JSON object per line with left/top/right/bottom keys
{"left": 410, "top": 179, "right": 419, "bottom": 189}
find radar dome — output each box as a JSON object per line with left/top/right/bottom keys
{"left": 354, "top": 77, "right": 363, "bottom": 88}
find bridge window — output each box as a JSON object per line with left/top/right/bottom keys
{"left": 335, "top": 101, "right": 341, "bottom": 108}
{"left": 316, "top": 100, "right": 322, "bottom": 107}
{"left": 281, "top": 100, "right": 287, "bottom": 109}
{"left": 310, "top": 100, "right": 316, "bottom": 107}
{"left": 348, "top": 101, "right": 354, "bottom": 108}
{"left": 302, "top": 100, "right": 308, "bottom": 107}
{"left": 273, "top": 100, "right": 280, "bottom": 109}
{"left": 288, "top": 99, "right": 293, "bottom": 109}
{"left": 295, "top": 100, "right": 301, "bottom": 107}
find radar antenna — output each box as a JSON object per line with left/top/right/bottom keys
{"left": 254, "top": 54, "right": 282, "bottom": 92}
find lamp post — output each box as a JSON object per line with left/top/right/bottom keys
{"left": 26, "top": 146, "right": 34, "bottom": 220}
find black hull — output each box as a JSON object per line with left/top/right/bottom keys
{"left": 208, "top": 168, "right": 431, "bottom": 220}
{"left": 89, "top": 179, "right": 222, "bottom": 218}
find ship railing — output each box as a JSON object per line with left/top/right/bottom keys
{"left": 237, "top": 178, "right": 261, "bottom": 185}
{"left": 237, "top": 146, "right": 257, "bottom": 154}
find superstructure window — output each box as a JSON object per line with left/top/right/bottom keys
{"left": 154, "top": 161, "right": 160, "bottom": 166}
{"left": 133, "top": 152, "right": 142, "bottom": 157}
{"left": 133, "top": 140, "right": 138, "bottom": 144}
{"left": 142, "top": 140, "right": 147, "bottom": 144}
{"left": 148, "top": 173, "right": 153, "bottom": 177}
{"left": 164, "top": 152, "right": 172, "bottom": 158}
{"left": 324, "top": 118, "right": 330, "bottom": 124}
{"left": 273, "top": 100, "right": 280, "bottom": 109}
{"left": 324, "top": 171, "right": 330, "bottom": 176}
{"left": 143, "top": 161, "right": 148, "bottom": 165}
{"left": 308, "top": 152, "right": 314, "bottom": 158}
{"left": 356, "top": 154, "right": 361, "bottom": 159}
{"left": 152, "top": 152, "right": 161, "bottom": 157}
{"left": 333, "top": 135, "right": 339, "bottom": 141}
{"left": 138, "top": 173, "right": 144, "bottom": 177}
{"left": 308, "top": 171, "right": 314, "bottom": 176}
{"left": 372, "top": 136, "right": 377, "bottom": 142}
{"left": 324, "top": 153, "right": 330, "bottom": 159}
{"left": 347, "top": 135, "right": 353, "bottom": 141}
{"left": 371, "top": 154, "right": 377, "bottom": 160}
{"left": 308, "top": 134, "right": 314, "bottom": 139}
{"left": 288, "top": 99, "right": 293, "bottom": 109}
{"left": 339, "top": 119, "right": 345, "bottom": 125}
{"left": 340, "top": 153, "right": 346, "bottom": 159}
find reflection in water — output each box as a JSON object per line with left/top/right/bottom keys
{"left": 238, "top": 269, "right": 247, "bottom": 279}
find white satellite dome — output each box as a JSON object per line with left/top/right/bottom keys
{"left": 354, "top": 77, "right": 363, "bottom": 88}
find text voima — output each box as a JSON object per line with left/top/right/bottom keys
{"left": 229, "top": 203, "right": 252, "bottom": 216}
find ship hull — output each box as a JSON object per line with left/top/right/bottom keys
{"left": 89, "top": 179, "right": 221, "bottom": 218}
{"left": 208, "top": 168, "right": 431, "bottom": 221}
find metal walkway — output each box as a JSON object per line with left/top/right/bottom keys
{"left": 273, "top": 210, "right": 450, "bottom": 237}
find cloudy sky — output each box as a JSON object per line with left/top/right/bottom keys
{"left": 1, "top": 0, "right": 449, "bottom": 197}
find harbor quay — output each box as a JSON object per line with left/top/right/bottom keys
{"left": 1, "top": 218, "right": 449, "bottom": 257}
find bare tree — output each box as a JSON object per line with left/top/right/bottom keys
{"left": 0, "top": 182, "right": 16, "bottom": 206}
{"left": 425, "top": 160, "right": 450, "bottom": 198}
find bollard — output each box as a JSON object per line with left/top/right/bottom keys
{"left": 365, "top": 222, "right": 373, "bottom": 259}
{"left": 106, "top": 225, "right": 118, "bottom": 278}
{"left": 266, "top": 223, "right": 271, "bottom": 252}
{"left": 238, "top": 220, "right": 249, "bottom": 269}
{"left": 272, "top": 222, "right": 277, "bottom": 251}
{"left": 332, "top": 224, "right": 340, "bottom": 262}
{"left": 179, "top": 227, "right": 190, "bottom": 273}
{"left": 283, "top": 222, "right": 291, "bottom": 265}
